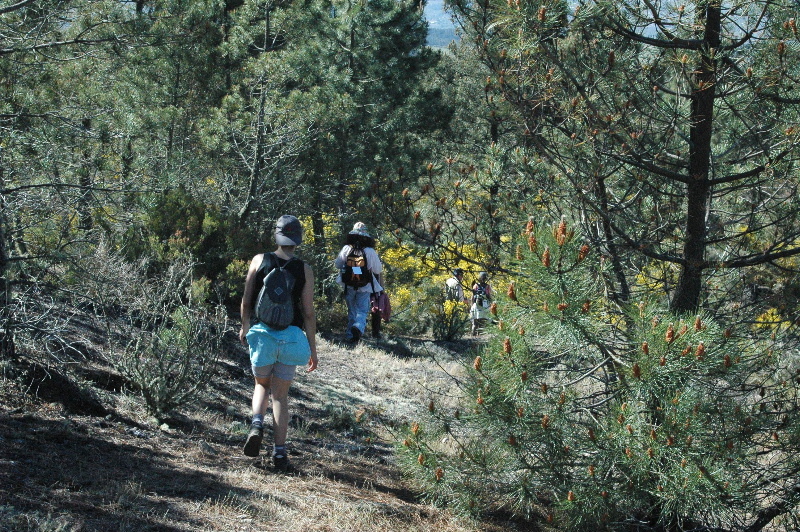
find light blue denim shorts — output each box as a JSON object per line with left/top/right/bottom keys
{"left": 246, "top": 323, "right": 311, "bottom": 380}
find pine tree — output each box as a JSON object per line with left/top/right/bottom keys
{"left": 401, "top": 217, "right": 800, "bottom": 530}
{"left": 204, "top": 0, "right": 446, "bottom": 269}
{"left": 442, "top": 0, "right": 800, "bottom": 315}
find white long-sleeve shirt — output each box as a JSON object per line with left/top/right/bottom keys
{"left": 445, "top": 276, "right": 465, "bottom": 302}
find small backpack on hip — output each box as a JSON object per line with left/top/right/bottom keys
{"left": 342, "top": 246, "right": 372, "bottom": 288}
{"left": 255, "top": 253, "right": 297, "bottom": 330}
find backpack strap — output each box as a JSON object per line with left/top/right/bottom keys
{"left": 361, "top": 248, "right": 377, "bottom": 293}
{"left": 260, "top": 252, "right": 276, "bottom": 274}
{"left": 369, "top": 272, "right": 378, "bottom": 295}
{"left": 265, "top": 252, "right": 300, "bottom": 273}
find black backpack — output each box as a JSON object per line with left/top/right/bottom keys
{"left": 473, "top": 283, "right": 489, "bottom": 307}
{"left": 255, "top": 253, "right": 298, "bottom": 330}
{"left": 341, "top": 246, "right": 372, "bottom": 288}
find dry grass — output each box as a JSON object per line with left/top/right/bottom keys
{"left": 0, "top": 327, "right": 532, "bottom": 531}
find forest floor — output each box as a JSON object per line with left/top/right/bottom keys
{"left": 0, "top": 317, "right": 545, "bottom": 532}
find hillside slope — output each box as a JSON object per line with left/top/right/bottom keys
{"left": 0, "top": 326, "right": 536, "bottom": 531}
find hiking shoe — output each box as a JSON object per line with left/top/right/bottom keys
{"left": 273, "top": 452, "right": 290, "bottom": 472}
{"left": 243, "top": 425, "right": 263, "bottom": 457}
{"left": 349, "top": 326, "right": 362, "bottom": 343}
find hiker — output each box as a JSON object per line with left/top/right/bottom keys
{"left": 445, "top": 268, "right": 468, "bottom": 304}
{"left": 469, "top": 271, "right": 493, "bottom": 335}
{"left": 335, "top": 222, "right": 384, "bottom": 343}
{"left": 239, "top": 214, "right": 318, "bottom": 471}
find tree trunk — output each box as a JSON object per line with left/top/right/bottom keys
{"left": 670, "top": 4, "right": 720, "bottom": 313}
{"left": 595, "top": 175, "right": 630, "bottom": 304}
{"left": 237, "top": 86, "right": 267, "bottom": 224}
{"left": 0, "top": 162, "right": 14, "bottom": 360}
{"left": 78, "top": 118, "right": 93, "bottom": 230}
{"left": 310, "top": 198, "right": 329, "bottom": 295}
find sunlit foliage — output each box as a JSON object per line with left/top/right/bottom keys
{"left": 399, "top": 217, "right": 800, "bottom": 530}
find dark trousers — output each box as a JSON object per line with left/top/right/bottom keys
{"left": 371, "top": 310, "right": 381, "bottom": 338}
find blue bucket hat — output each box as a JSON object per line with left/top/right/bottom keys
{"left": 349, "top": 222, "right": 371, "bottom": 238}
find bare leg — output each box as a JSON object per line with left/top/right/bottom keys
{"left": 252, "top": 376, "right": 271, "bottom": 417}
{"left": 269, "top": 376, "right": 292, "bottom": 447}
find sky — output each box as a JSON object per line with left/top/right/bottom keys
{"left": 423, "top": 0, "right": 456, "bottom": 30}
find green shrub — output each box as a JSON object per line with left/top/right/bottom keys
{"left": 216, "top": 258, "right": 249, "bottom": 308}
{"left": 109, "top": 258, "right": 225, "bottom": 420}
{"left": 119, "top": 304, "right": 224, "bottom": 420}
{"left": 314, "top": 294, "right": 348, "bottom": 335}
{"left": 431, "top": 297, "right": 469, "bottom": 341}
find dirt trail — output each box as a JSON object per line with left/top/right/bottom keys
{"left": 0, "top": 332, "right": 527, "bottom": 531}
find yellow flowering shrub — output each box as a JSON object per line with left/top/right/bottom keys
{"left": 633, "top": 263, "right": 678, "bottom": 297}
{"left": 754, "top": 308, "right": 792, "bottom": 331}
{"left": 378, "top": 241, "right": 480, "bottom": 337}
{"left": 389, "top": 285, "right": 414, "bottom": 314}
{"left": 432, "top": 298, "right": 469, "bottom": 341}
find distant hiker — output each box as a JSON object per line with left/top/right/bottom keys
{"left": 239, "top": 215, "right": 318, "bottom": 471}
{"left": 445, "top": 268, "right": 468, "bottom": 304}
{"left": 470, "top": 271, "right": 493, "bottom": 336}
{"left": 335, "top": 222, "right": 384, "bottom": 343}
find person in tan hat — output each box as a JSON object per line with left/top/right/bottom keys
{"left": 335, "top": 222, "right": 384, "bottom": 343}
{"left": 239, "top": 215, "right": 318, "bottom": 471}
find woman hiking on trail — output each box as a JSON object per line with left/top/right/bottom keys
{"left": 239, "top": 215, "right": 318, "bottom": 471}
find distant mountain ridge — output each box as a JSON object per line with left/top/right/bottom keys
{"left": 424, "top": 0, "right": 458, "bottom": 48}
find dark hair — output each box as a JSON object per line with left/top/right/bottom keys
{"left": 345, "top": 233, "right": 375, "bottom": 248}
